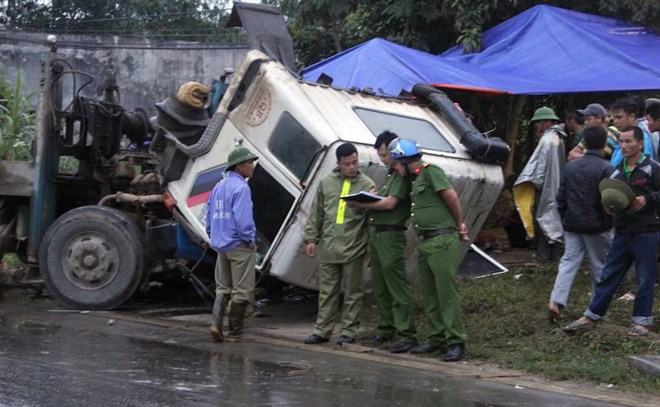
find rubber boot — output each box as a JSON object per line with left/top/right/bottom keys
{"left": 209, "top": 293, "right": 226, "bottom": 342}
{"left": 228, "top": 301, "right": 248, "bottom": 339}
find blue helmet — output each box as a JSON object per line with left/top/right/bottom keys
{"left": 389, "top": 138, "right": 420, "bottom": 161}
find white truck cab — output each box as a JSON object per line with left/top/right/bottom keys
{"left": 164, "top": 50, "right": 506, "bottom": 290}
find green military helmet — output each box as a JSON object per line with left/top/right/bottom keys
{"left": 599, "top": 178, "right": 635, "bottom": 213}
{"left": 226, "top": 146, "right": 258, "bottom": 170}
{"left": 530, "top": 106, "right": 560, "bottom": 122}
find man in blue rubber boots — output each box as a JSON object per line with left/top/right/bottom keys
{"left": 206, "top": 146, "right": 258, "bottom": 342}
{"left": 389, "top": 138, "right": 470, "bottom": 362}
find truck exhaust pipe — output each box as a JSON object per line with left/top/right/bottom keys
{"left": 412, "top": 84, "right": 510, "bottom": 165}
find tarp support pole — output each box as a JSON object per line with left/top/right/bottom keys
{"left": 504, "top": 95, "right": 527, "bottom": 177}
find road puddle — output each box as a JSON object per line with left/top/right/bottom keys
{"left": 14, "top": 319, "right": 60, "bottom": 335}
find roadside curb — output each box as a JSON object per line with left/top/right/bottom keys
{"left": 98, "top": 310, "right": 659, "bottom": 407}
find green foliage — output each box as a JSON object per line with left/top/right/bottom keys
{"left": 269, "top": 0, "right": 660, "bottom": 66}
{"left": 0, "top": 71, "right": 35, "bottom": 161}
{"left": 1, "top": 252, "right": 23, "bottom": 268}
{"left": 0, "top": 0, "right": 245, "bottom": 44}
{"left": 452, "top": 0, "right": 492, "bottom": 53}
{"left": 598, "top": 0, "right": 660, "bottom": 30}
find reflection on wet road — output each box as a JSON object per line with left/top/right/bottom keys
{"left": 0, "top": 308, "right": 625, "bottom": 407}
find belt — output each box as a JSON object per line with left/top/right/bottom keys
{"left": 371, "top": 224, "right": 407, "bottom": 233}
{"left": 417, "top": 227, "right": 455, "bottom": 240}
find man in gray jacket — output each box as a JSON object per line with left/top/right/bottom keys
{"left": 513, "top": 106, "right": 566, "bottom": 264}
{"left": 548, "top": 126, "right": 613, "bottom": 320}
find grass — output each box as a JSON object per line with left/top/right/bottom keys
{"left": 0, "top": 70, "right": 35, "bottom": 161}
{"left": 458, "top": 265, "right": 660, "bottom": 394}
{"left": 359, "top": 262, "right": 660, "bottom": 394}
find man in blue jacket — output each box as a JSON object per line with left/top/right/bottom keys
{"left": 548, "top": 126, "right": 613, "bottom": 320}
{"left": 206, "top": 146, "right": 258, "bottom": 342}
{"left": 609, "top": 97, "right": 655, "bottom": 166}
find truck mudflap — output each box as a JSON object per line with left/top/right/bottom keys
{"left": 227, "top": 2, "right": 296, "bottom": 72}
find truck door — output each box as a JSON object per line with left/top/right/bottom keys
{"left": 248, "top": 111, "right": 323, "bottom": 271}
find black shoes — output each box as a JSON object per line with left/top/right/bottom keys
{"left": 410, "top": 341, "right": 442, "bottom": 354}
{"left": 389, "top": 339, "right": 417, "bottom": 354}
{"left": 336, "top": 335, "right": 355, "bottom": 345}
{"left": 304, "top": 334, "right": 329, "bottom": 345}
{"left": 442, "top": 344, "right": 465, "bottom": 362}
{"left": 371, "top": 334, "right": 393, "bottom": 346}
{"left": 303, "top": 334, "right": 355, "bottom": 345}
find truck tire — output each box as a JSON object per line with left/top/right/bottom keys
{"left": 39, "top": 206, "right": 145, "bottom": 310}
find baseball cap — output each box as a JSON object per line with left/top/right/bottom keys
{"left": 577, "top": 103, "right": 607, "bottom": 117}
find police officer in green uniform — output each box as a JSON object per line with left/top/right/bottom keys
{"left": 389, "top": 138, "right": 469, "bottom": 362}
{"left": 349, "top": 131, "right": 417, "bottom": 353}
{"left": 303, "top": 142, "right": 376, "bottom": 345}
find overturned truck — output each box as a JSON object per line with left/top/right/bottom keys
{"left": 0, "top": 8, "right": 508, "bottom": 310}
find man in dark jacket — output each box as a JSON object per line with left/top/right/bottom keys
{"left": 548, "top": 127, "right": 613, "bottom": 320}
{"left": 564, "top": 126, "right": 660, "bottom": 337}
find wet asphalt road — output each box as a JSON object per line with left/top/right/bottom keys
{"left": 0, "top": 294, "right": 628, "bottom": 407}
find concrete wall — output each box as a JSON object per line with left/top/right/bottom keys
{"left": 0, "top": 30, "right": 248, "bottom": 114}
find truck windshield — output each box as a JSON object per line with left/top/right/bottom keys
{"left": 354, "top": 107, "right": 455, "bottom": 153}
{"left": 268, "top": 112, "right": 321, "bottom": 180}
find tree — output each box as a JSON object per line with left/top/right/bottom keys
{"left": 269, "top": 0, "right": 660, "bottom": 66}
{"left": 0, "top": 0, "right": 243, "bottom": 44}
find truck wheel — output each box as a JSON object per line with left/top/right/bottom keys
{"left": 39, "top": 206, "right": 145, "bottom": 310}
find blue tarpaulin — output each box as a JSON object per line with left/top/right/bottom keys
{"left": 302, "top": 38, "right": 525, "bottom": 95}
{"left": 302, "top": 5, "right": 660, "bottom": 95}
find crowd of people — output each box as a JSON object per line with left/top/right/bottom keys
{"left": 514, "top": 96, "right": 660, "bottom": 337}
{"left": 203, "top": 95, "right": 660, "bottom": 364}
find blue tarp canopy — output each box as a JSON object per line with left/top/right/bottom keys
{"left": 302, "top": 38, "right": 524, "bottom": 95}
{"left": 302, "top": 5, "right": 660, "bottom": 95}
